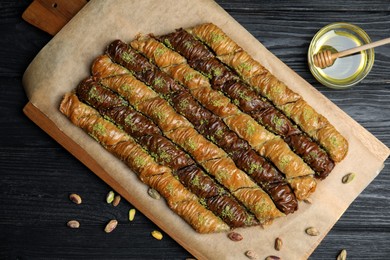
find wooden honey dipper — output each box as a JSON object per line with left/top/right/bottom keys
{"left": 313, "top": 37, "right": 390, "bottom": 68}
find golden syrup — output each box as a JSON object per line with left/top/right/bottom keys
{"left": 316, "top": 30, "right": 367, "bottom": 84}
{"left": 308, "top": 23, "right": 374, "bottom": 89}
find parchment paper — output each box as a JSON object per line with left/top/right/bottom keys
{"left": 22, "top": 0, "right": 390, "bottom": 259}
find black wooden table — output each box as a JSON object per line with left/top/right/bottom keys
{"left": 1, "top": 1, "right": 389, "bottom": 259}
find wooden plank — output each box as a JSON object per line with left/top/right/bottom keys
{"left": 22, "top": 0, "right": 87, "bottom": 35}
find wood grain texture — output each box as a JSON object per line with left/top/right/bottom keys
{"left": 22, "top": 0, "right": 87, "bottom": 35}
{"left": 0, "top": 0, "right": 389, "bottom": 259}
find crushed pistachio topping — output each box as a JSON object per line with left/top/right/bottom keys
{"left": 163, "top": 38, "right": 173, "bottom": 49}
{"left": 166, "top": 183, "right": 175, "bottom": 196}
{"left": 216, "top": 169, "right": 230, "bottom": 182}
{"left": 245, "top": 121, "right": 256, "bottom": 136}
{"left": 271, "top": 85, "right": 283, "bottom": 95}
{"left": 197, "top": 213, "right": 206, "bottom": 226}
{"left": 199, "top": 197, "right": 207, "bottom": 207}
{"left": 134, "top": 156, "right": 147, "bottom": 168}
{"left": 88, "top": 133, "right": 100, "bottom": 143}
{"left": 207, "top": 135, "right": 216, "bottom": 144}
{"left": 154, "top": 46, "right": 167, "bottom": 57}
{"left": 279, "top": 155, "right": 291, "bottom": 170}
{"left": 308, "top": 151, "right": 318, "bottom": 160}
{"left": 186, "top": 138, "right": 198, "bottom": 150}
{"left": 215, "top": 129, "right": 224, "bottom": 138}
{"left": 303, "top": 107, "right": 313, "bottom": 122}
{"left": 284, "top": 108, "right": 292, "bottom": 118}
{"left": 153, "top": 109, "right": 166, "bottom": 121}
{"left": 121, "top": 84, "right": 134, "bottom": 95}
{"left": 211, "top": 98, "right": 225, "bottom": 107}
{"left": 221, "top": 205, "right": 234, "bottom": 220}
{"left": 184, "top": 40, "right": 193, "bottom": 49}
{"left": 212, "top": 67, "right": 222, "bottom": 77}
{"left": 237, "top": 90, "right": 251, "bottom": 102}
{"left": 153, "top": 77, "right": 166, "bottom": 88}
{"left": 92, "top": 122, "right": 106, "bottom": 136}
{"left": 149, "top": 152, "right": 158, "bottom": 160}
{"left": 124, "top": 114, "right": 139, "bottom": 132}
{"left": 271, "top": 115, "right": 285, "bottom": 130}
{"left": 248, "top": 162, "right": 263, "bottom": 175}
{"left": 88, "top": 86, "right": 103, "bottom": 102}
{"left": 329, "top": 136, "right": 339, "bottom": 147}
{"left": 122, "top": 51, "right": 134, "bottom": 64}
{"left": 210, "top": 32, "right": 225, "bottom": 43}
{"left": 190, "top": 175, "right": 201, "bottom": 188}
{"left": 233, "top": 99, "right": 240, "bottom": 106}
{"left": 157, "top": 149, "right": 172, "bottom": 163}
{"left": 204, "top": 72, "right": 212, "bottom": 79}
{"left": 217, "top": 187, "right": 226, "bottom": 195}
{"left": 184, "top": 72, "right": 195, "bottom": 82}
{"left": 199, "top": 118, "right": 208, "bottom": 125}
{"left": 244, "top": 215, "right": 254, "bottom": 226}
{"left": 178, "top": 98, "right": 190, "bottom": 110}
{"left": 238, "top": 62, "right": 252, "bottom": 73}
{"left": 254, "top": 199, "right": 271, "bottom": 215}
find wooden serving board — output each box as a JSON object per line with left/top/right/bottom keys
{"left": 22, "top": 1, "right": 390, "bottom": 259}
{"left": 22, "top": 0, "right": 87, "bottom": 35}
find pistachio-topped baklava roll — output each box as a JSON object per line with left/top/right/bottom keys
{"left": 60, "top": 93, "right": 229, "bottom": 233}
{"left": 189, "top": 23, "right": 348, "bottom": 163}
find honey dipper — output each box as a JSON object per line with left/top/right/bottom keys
{"left": 313, "top": 37, "right": 390, "bottom": 68}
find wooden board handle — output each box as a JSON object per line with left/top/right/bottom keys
{"left": 22, "top": 0, "right": 87, "bottom": 36}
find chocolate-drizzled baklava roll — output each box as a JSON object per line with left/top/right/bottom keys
{"left": 189, "top": 23, "right": 348, "bottom": 163}
{"left": 60, "top": 93, "right": 229, "bottom": 233}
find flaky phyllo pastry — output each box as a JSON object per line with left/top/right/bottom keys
{"left": 60, "top": 23, "right": 348, "bottom": 233}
